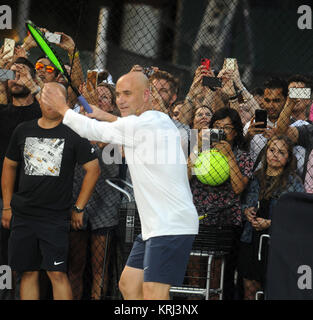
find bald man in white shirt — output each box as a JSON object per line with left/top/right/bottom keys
{"left": 41, "top": 73, "right": 199, "bottom": 300}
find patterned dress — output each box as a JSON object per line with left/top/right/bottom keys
{"left": 191, "top": 147, "right": 254, "bottom": 227}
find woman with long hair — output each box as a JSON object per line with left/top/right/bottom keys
{"left": 238, "top": 135, "right": 304, "bottom": 299}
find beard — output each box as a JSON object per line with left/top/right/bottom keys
{"left": 10, "top": 84, "right": 31, "bottom": 98}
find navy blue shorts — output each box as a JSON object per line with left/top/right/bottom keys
{"left": 126, "top": 234, "right": 195, "bottom": 286}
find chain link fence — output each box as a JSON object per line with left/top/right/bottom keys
{"left": 0, "top": 0, "right": 313, "bottom": 300}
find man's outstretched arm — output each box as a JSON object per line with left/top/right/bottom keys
{"left": 40, "top": 82, "right": 133, "bottom": 147}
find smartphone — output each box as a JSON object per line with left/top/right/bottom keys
{"left": 201, "top": 58, "right": 211, "bottom": 70}
{"left": 3, "top": 38, "right": 15, "bottom": 61}
{"left": 45, "top": 32, "right": 61, "bottom": 44}
{"left": 0, "top": 69, "right": 15, "bottom": 81}
{"left": 289, "top": 87, "right": 311, "bottom": 99}
{"left": 224, "top": 58, "right": 237, "bottom": 71}
{"left": 202, "top": 76, "right": 222, "bottom": 88}
{"left": 255, "top": 109, "right": 267, "bottom": 128}
{"left": 86, "top": 70, "right": 98, "bottom": 91}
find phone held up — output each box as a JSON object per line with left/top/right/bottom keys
{"left": 45, "top": 32, "right": 62, "bottom": 44}
{"left": 202, "top": 76, "right": 222, "bottom": 88}
{"left": 0, "top": 69, "right": 15, "bottom": 81}
{"left": 3, "top": 38, "right": 15, "bottom": 61}
{"left": 255, "top": 109, "right": 267, "bottom": 128}
{"left": 288, "top": 87, "right": 311, "bottom": 100}
{"left": 223, "top": 58, "right": 237, "bottom": 71}
{"left": 201, "top": 58, "right": 222, "bottom": 88}
{"left": 201, "top": 58, "right": 211, "bottom": 70}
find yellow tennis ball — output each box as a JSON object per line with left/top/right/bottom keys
{"left": 194, "top": 149, "right": 230, "bottom": 186}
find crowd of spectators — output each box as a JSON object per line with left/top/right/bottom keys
{"left": 0, "top": 25, "right": 313, "bottom": 300}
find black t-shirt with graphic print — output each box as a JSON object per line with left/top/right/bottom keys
{"left": 5, "top": 119, "right": 97, "bottom": 219}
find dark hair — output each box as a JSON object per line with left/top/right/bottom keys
{"left": 190, "top": 104, "right": 213, "bottom": 128}
{"left": 169, "top": 100, "right": 184, "bottom": 119}
{"left": 97, "top": 82, "right": 120, "bottom": 116}
{"left": 263, "top": 77, "right": 288, "bottom": 97}
{"left": 251, "top": 87, "right": 264, "bottom": 96}
{"left": 209, "top": 107, "right": 247, "bottom": 150}
{"left": 149, "top": 70, "right": 180, "bottom": 97}
{"left": 14, "top": 57, "right": 36, "bottom": 79}
{"left": 256, "top": 135, "right": 297, "bottom": 200}
{"left": 287, "top": 74, "right": 312, "bottom": 89}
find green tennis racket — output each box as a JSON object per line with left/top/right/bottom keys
{"left": 26, "top": 20, "right": 92, "bottom": 113}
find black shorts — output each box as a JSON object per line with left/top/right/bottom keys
{"left": 8, "top": 215, "right": 70, "bottom": 272}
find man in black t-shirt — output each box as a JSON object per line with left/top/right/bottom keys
{"left": 1, "top": 83, "right": 100, "bottom": 300}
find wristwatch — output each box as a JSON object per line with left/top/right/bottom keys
{"left": 72, "top": 205, "right": 84, "bottom": 213}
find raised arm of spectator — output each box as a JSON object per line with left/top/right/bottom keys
{"left": 233, "top": 63, "right": 260, "bottom": 115}
{"left": 21, "top": 31, "right": 38, "bottom": 52}
{"left": 149, "top": 81, "right": 168, "bottom": 114}
{"left": 276, "top": 96, "right": 298, "bottom": 142}
{"left": 181, "top": 65, "right": 215, "bottom": 125}
{"left": 15, "top": 63, "right": 43, "bottom": 100}
{"left": 55, "top": 32, "right": 84, "bottom": 88}
{"left": 79, "top": 81, "right": 98, "bottom": 106}
{"left": 0, "top": 44, "right": 13, "bottom": 104}
{"left": 217, "top": 68, "right": 239, "bottom": 111}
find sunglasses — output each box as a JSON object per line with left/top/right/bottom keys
{"left": 35, "top": 62, "right": 55, "bottom": 73}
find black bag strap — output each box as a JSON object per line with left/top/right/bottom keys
{"left": 253, "top": 146, "right": 266, "bottom": 172}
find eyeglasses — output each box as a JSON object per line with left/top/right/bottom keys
{"left": 35, "top": 62, "right": 55, "bottom": 73}
{"left": 214, "top": 125, "right": 235, "bottom": 133}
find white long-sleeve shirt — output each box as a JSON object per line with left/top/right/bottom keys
{"left": 63, "top": 109, "right": 199, "bottom": 240}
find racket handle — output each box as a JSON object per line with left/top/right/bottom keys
{"left": 77, "top": 95, "right": 93, "bottom": 113}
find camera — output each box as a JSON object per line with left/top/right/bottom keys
{"left": 209, "top": 129, "right": 226, "bottom": 144}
